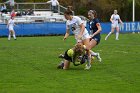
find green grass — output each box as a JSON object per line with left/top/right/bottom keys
{"left": 0, "top": 34, "right": 140, "bottom": 93}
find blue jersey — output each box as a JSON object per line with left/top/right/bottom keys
{"left": 89, "top": 18, "right": 100, "bottom": 37}
{"left": 89, "top": 18, "right": 101, "bottom": 45}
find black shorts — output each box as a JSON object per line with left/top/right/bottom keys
{"left": 91, "top": 35, "right": 101, "bottom": 45}
{"left": 64, "top": 50, "right": 72, "bottom": 62}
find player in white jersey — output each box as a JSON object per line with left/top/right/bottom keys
{"left": 63, "top": 10, "right": 91, "bottom": 70}
{"left": 105, "top": 10, "right": 123, "bottom": 40}
{"left": 63, "top": 10, "right": 101, "bottom": 70}
{"left": 7, "top": 16, "right": 16, "bottom": 40}
{"left": 63, "top": 10, "right": 90, "bottom": 44}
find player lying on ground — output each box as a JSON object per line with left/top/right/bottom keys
{"left": 57, "top": 43, "right": 88, "bottom": 70}
{"left": 57, "top": 43, "right": 101, "bottom": 70}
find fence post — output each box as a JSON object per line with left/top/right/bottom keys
{"left": 58, "top": 5, "right": 60, "bottom": 14}
{"left": 16, "top": 3, "right": 19, "bottom": 11}
{"left": 34, "top": 3, "right": 36, "bottom": 11}
{"left": 49, "top": 4, "right": 51, "bottom": 11}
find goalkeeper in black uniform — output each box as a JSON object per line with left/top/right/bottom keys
{"left": 57, "top": 43, "right": 88, "bottom": 70}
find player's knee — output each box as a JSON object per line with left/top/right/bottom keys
{"left": 86, "top": 46, "right": 91, "bottom": 51}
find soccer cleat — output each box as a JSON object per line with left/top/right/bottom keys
{"left": 84, "top": 64, "right": 91, "bottom": 70}
{"left": 79, "top": 55, "right": 87, "bottom": 65}
{"left": 57, "top": 61, "right": 64, "bottom": 69}
{"left": 96, "top": 53, "right": 102, "bottom": 62}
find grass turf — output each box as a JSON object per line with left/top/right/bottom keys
{"left": 0, "top": 34, "right": 140, "bottom": 93}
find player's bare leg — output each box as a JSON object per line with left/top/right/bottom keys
{"left": 105, "top": 28, "right": 115, "bottom": 40}
{"left": 63, "top": 60, "right": 70, "bottom": 70}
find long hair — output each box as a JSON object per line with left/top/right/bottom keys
{"left": 64, "top": 9, "right": 73, "bottom": 15}
{"left": 88, "top": 10, "right": 97, "bottom": 18}
{"left": 74, "top": 43, "right": 84, "bottom": 55}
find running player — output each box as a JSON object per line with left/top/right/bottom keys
{"left": 105, "top": 10, "right": 123, "bottom": 40}
{"left": 63, "top": 10, "right": 101, "bottom": 70}
{"left": 7, "top": 16, "right": 17, "bottom": 40}
{"left": 63, "top": 10, "right": 90, "bottom": 44}
{"left": 86, "top": 10, "right": 102, "bottom": 69}
{"left": 63, "top": 10, "right": 91, "bottom": 69}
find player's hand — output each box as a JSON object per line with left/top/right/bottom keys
{"left": 46, "top": 1, "right": 49, "bottom": 3}
{"left": 90, "top": 35, "right": 92, "bottom": 38}
{"left": 78, "top": 35, "right": 82, "bottom": 40}
{"left": 90, "top": 34, "right": 94, "bottom": 38}
{"left": 111, "top": 21, "right": 114, "bottom": 24}
{"left": 120, "top": 22, "right": 123, "bottom": 26}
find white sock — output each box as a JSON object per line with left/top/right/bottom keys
{"left": 8, "top": 34, "right": 11, "bottom": 40}
{"left": 105, "top": 32, "right": 112, "bottom": 39}
{"left": 90, "top": 50, "right": 98, "bottom": 56}
{"left": 116, "top": 32, "right": 119, "bottom": 40}
{"left": 13, "top": 34, "right": 16, "bottom": 39}
{"left": 87, "top": 55, "right": 91, "bottom": 66}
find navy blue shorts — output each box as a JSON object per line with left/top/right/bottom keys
{"left": 91, "top": 35, "right": 101, "bottom": 45}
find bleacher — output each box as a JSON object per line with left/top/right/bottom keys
{"left": 0, "top": 11, "right": 66, "bottom": 24}
{"left": 0, "top": 3, "right": 67, "bottom": 24}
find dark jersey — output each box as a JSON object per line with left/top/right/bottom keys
{"left": 63, "top": 49, "right": 86, "bottom": 66}
{"left": 64, "top": 50, "right": 73, "bottom": 62}
{"left": 89, "top": 18, "right": 100, "bottom": 37}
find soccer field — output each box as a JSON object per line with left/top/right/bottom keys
{"left": 0, "top": 34, "right": 140, "bottom": 93}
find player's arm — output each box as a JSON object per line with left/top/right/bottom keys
{"left": 14, "top": 22, "right": 16, "bottom": 26}
{"left": 64, "top": 22, "right": 70, "bottom": 40}
{"left": 110, "top": 18, "right": 113, "bottom": 23}
{"left": 72, "top": 55, "right": 81, "bottom": 66}
{"left": 79, "top": 23, "right": 85, "bottom": 37}
{"left": 5, "top": 0, "right": 10, "bottom": 4}
{"left": 119, "top": 16, "right": 123, "bottom": 24}
{"left": 91, "top": 23, "right": 102, "bottom": 37}
{"left": 63, "top": 29, "right": 70, "bottom": 41}
{"left": 110, "top": 15, "right": 114, "bottom": 23}
{"left": 56, "top": 0, "right": 59, "bottom": 5}
{"left": 46, "top": 0, "right": 51, "bottom": 3}
{"left": 7, "top": 20, "right": 10, "bottom": 28}
{"left": 78, "top": 17, "right": 85, "bottom": 39}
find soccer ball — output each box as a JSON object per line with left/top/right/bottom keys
{"left": 67, "top": 49, "right": 74, "bottom": 57}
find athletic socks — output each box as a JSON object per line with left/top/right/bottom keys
{"left": 8, "top": 34, "right": 17, "bottom": 40}
{"left": 84, "top": 55, "right": 91, "bottom": 70}
{"left": 8, "top": 34, "right": 11, "bottom": 40}
{"left": 116, "top": 32, "right": 119, "bottom": 40}
{"left": 13, "top": 34, "right": 16, "bottom": 40}
{"left": 87, "top": 55, "right": 91, "bottom": 66}
{"left": 105, "top": 32, "right": 119, "bottom": 40}
{"left": 105, "top": 32, "right": 112, "bottom": 40}
{"left": 90, "top": 50, "right": 98, "bottom": 56}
